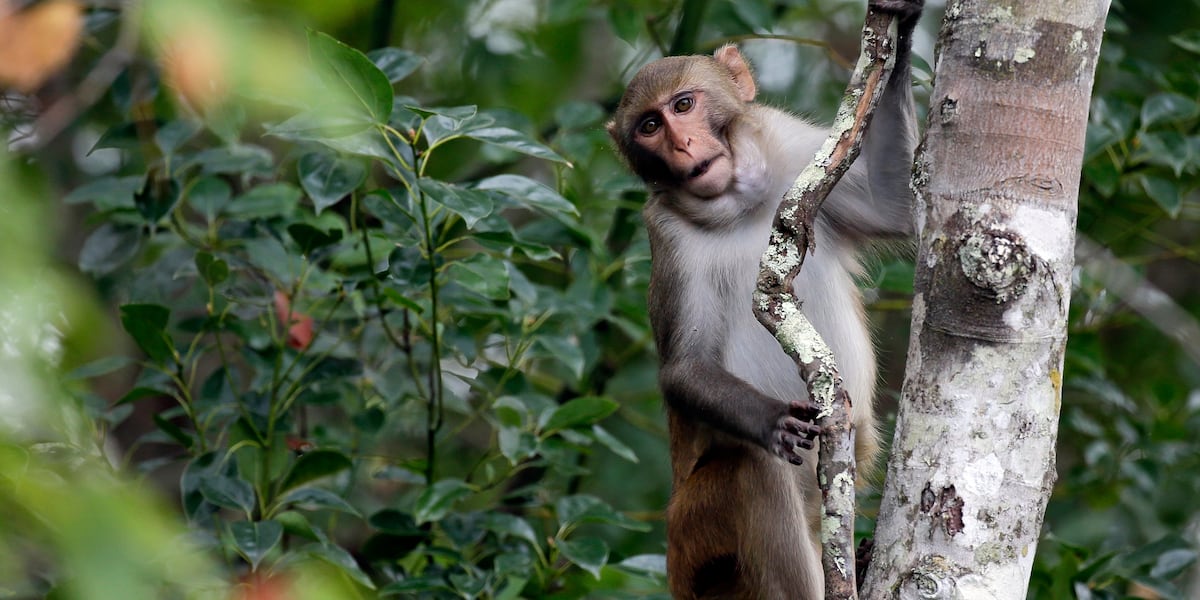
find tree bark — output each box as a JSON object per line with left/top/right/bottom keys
{"left": 862, "top": 2, "right": 1110, "bottom": 598}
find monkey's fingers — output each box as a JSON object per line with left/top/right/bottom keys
{"left": 779, "top": 418, "right": 820, "bottom": 445}
{"left": 774, "top": 430, "right": 815, "bottom": 465}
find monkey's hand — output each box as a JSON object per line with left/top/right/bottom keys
{"left": 870, "top": 0, "right": 924, "bottom": 35}
{"left": 772, "top": 400, "right": 822, "bottom": 465}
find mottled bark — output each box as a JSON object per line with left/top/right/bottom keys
{"left": 861, "top": 2, "right": 1110, "bottom": 599}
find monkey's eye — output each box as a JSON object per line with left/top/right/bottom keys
{"left": 673, "top": 96, "right": 694, "bottom": 113}
{"left": 638, "top": 118, "right": 661, "bottom": 136}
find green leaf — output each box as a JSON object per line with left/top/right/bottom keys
{"left": 155, "top": 119, "right": 201, "bottom": 156}
{"left": 265, "top": 110, "right": 373, "bottom": 140}
{"left": 186, "top": 145, "right": 274, "bottom": 176}
{"left": 557, "top": 537, "right": 608, "bottom": 579}
{"left": 414, "top": 478, "right": 472, "bottom": 524}
{"left": 152, "top": 413, "right": 193, "bottom": 449}
{"left": 367, "top": 47, "right": 423, "bottom": 83}
{"left": 592, "top": 425, "right": 638, "bottom": 463}
{"left": 1141, "top": 92, "right": 1199, "bottom": 128}
{"left": 554, "top": 101, "right": 605, "bottom": 130}
{"left": 280, "top": 450, "right": 353, "bottom": 493}
{"left": 616, "top": 554, "right": 667, "bottom": 577}
{"left": 230, "top": 520, "right": 283, "bottom": 570}
{"left": 66, "top": 356, "right": 134, "bottom": 381}
{"left": 420, "top": 179, "right": 493, "bottom": 227}
{"left": 1137, "top": 174, "right": 1182, "bottom": 218}
{"left": 1134, "top": 131, "right": 1194, "bottom": 177}
{"left": 498, "top": 426, "right": 538, "bottom": 464}
{"left": 447, "top": 254, "right": 511, "bottom": 300}
{"left": 476, "top": 174, "right": 577, "bottom": 215}
{"left": 555, "top": 494, "right": 650, "bottom": 532}
{"left": 465, "top": 127, "right": 570, "bottom": 165}
{"left": 1150, "top": 548, "right": 1197, "bottom": 579}
{"left": 227, "top": 183, "right": 302, "bottom": 219}
{"left": 1170, "top": 30, "right": 1200, "bottom": 53}
{"left": 484, "top": 513, "right": 539, "bottom": 548}
{"left": 64, "top": 176, "right": 141, "bottom": 210}
{"left": 79, "top": 223, "right": 142, "bottom": 276}
{"left": 308, "top": 30, "right": 393, "bottom": 124}
{"left": 535, "top": 335, "right": 585, "bottom": 380}
{"left": 297, "top": 151, "right": 367, "bottom": 214}
{"left": 199, "top": 474, "right": 256, "bottom": 516}
{"left": 287, "top": 223, "right": 344, "bottom": 255}
{"left": 195, "top": 252, "right": 229, "bottom": 286}
{"left": 278, "top": 487, "right": 361, "bottom": 517}
{"left": 188, "top": 177, "right": 232, "bottom": 222}
{"left": 540, "top": 396, "right": 618, "bottom": 435}
{"left": 304, "top": 543, "right": 376, "bottom": 590}
{"left": 119, "top": 303, "right": 173, "bottom": 363}
{"left": 369, "top": 509, "right": 421, "bottom": 535}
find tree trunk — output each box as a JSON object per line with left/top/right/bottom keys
{"left": 862, "top": 2, "right": 1110, "bottom": 598}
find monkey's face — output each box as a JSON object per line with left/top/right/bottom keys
{"left": 628, "top": 90, "right": 734, "bottom": 199}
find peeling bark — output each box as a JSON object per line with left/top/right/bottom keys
{"left": 861, "top": 2, "right": 1111, "bottom": 599}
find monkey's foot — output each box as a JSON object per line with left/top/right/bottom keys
{"left": 856, "top": 537, "right": 875, "bottom": 583}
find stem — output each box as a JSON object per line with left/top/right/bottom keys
{"left": 669, "top": 0, "right": 712, "bottom": 56}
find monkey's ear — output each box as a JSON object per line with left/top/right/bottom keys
{"left": 605, "top": 119, "right": 621, "bottom": 144}
{"left": 713, "top": 44, "right": 756, "bottom": 102}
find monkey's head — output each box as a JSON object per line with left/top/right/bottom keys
{"left": 608, "top": 45, "right": 757, "bottom": 199}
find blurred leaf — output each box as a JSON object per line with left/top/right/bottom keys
{"left": 186, "top": 145, "right": 274, "bottom": 176}
{"left": 79, "top": 223, "right": 142, "bottom": 276}
{"left": 498, "top": 426, "right": 538, "bottom": 464}
{"left": 64, "top": 175, "right": 140, "bottom": 209}
{"left": 593, "top": 425, "right": 638, "bottom": 463}
{"left": 1134, "top": 131, "right": 1194, "bottom": 177}
{"left": 555, "top": 101, "right": 605, "bottom": 130}
{"left": 229, "top": 520, "right": 283, "bottom": 570}
{"left": 420, "top": 179, "right": 493, "bottom": 227}
{"left": 484, "top": 513, "right": 539, "bottom": 548}
{"left": 119, "top": 303, "right": 173, "bottom": 363}
{"left": 1168, "top": 28, "right": 1200, "bottom": 54}
{"left": 447, "top": 254, "right": 511, "bottom": 300}
{"left": 227, "top": 183, "right": 302, "bottom": 219}
{"left": 303, "top": 543, "right": 376, "bottom": 590}
{"left": 199, "top": 474, "right": 256, "bottom": 516}
{"left": 535, "top": 335, "right": 585, "bottom": 380}
{"left": 1149, "top": 548, "right": 1197, "bottom": 579}
{"left": 280, "top": 450, "right": 353, "bottom": 493}
{"left": 616, "top": 554, "right": 668, "bottom": 576}
{"left": 188, "top": 176, "right": 232, "bottom": 222}
{"left": 153, "top": 413, "right": 193, "bottom": 449}
{"left": 541, "top": 396, "right": 618, "bottom": 435}
{"left": 1137, "top": 174, "right": 1182, "bottom": 218}
{"left": 557, "top": 536, "right": 608, "bottom": 579}
{"left": 287, "top": 223, "right": 344, "bottom": 255}
{"left": 308, "top": 30, "right": 393, "bottom": 124}
{"left": 66, "top": 355, "right": 134, "bottom": 381}
{"left": 278, "top": 487, "right": 361, "bottom": 517}
{"left": 414, "top": 479, "right": 472, "bottom": 524}
{"left": 155, "top": 120, "right": 201, "bottom": 156}
{"left": 367, "top": 47, "right": 423, "bottom": 83}
{"left": 1141, "top": 93, "right": 1199, "bottom": 128}
{"left": 195, "top": 251, "right": 229, "bottom": 286}
{"left": 297, "top": 151, "right": 367, "bottom": 214}
{"left": 476, "top": 174, "right": 577, "bottom": 215}
{"left": 555, "top": 494, "right": 649, "bottom": 531}
{"left": 465, "top": 127, "right": 570, "bottom": 165}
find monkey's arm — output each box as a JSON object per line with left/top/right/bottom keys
{"left": 648, "top": 235, "right": 820, "bottom": 464}
{"left": 821, "top": 0, "right": 922, "bottom": 240}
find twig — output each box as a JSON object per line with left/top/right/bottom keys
{"left": 751, "top": 7, "right": 905, "bottom": 599}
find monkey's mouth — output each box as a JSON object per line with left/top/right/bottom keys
{"left": 687, "top": 157, "right": 718, "bottom": 180}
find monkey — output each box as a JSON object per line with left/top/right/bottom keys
{"left": 606, "top": 2, "right": 922, "bottom": 598}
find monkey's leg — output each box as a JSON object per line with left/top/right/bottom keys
{"left": 666, "top": 445, "right": 745, "bottom": 600}
{"left": 734, "top": 452, "right": 823, "bottom": 600}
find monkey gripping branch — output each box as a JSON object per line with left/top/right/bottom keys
{"left": 752, "top": 3, "right": 916, "bottom": 597}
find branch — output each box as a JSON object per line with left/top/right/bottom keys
{"left": 751, "top": 6, "right": 905, "bottom": 599}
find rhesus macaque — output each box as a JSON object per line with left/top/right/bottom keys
{"left": 607, "top": 1, "right": 922, "bottom": 598}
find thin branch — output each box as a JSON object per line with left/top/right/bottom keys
{"left": 751, "top": 7, "right": 905, "bottom": 599}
